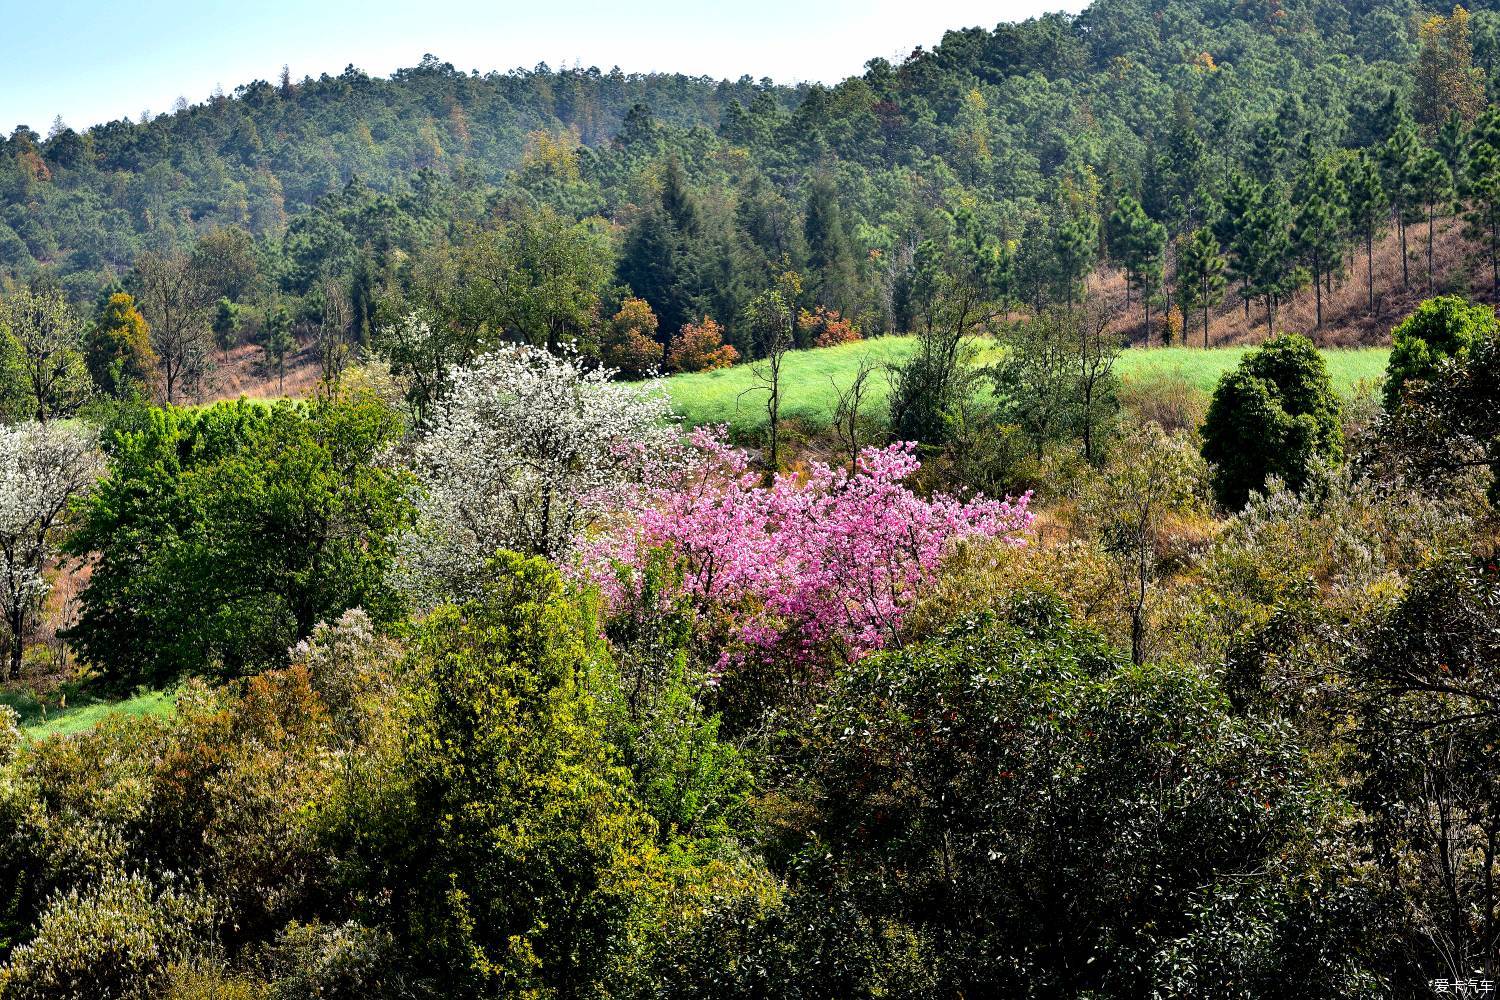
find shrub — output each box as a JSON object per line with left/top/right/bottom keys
{"left": 1200, "top": 333, "right": 1343, "bottom": 511}
{"left": 0, "top": 871, "right": 216, "bottom": 1000}
{"left": 796, "top": 306, "right": 860, "bottom": 348}
{"left": 601, "top": 297, "right": 664, "bottom": 378}
{"left": 667, "top": 317, "right": 738, "bottom": 373}
{"left": 1384, "top": 295, "right": 1497, "bottom": 409}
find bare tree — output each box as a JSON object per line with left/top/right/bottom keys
{"left": 317, "top": 278, "right": 354, "bottom": 387}
{"left": 1074, "top": 301, "right": 1124, "bottom": 465}
{"left": 740, "top": 271, "right": 799, "bottom": 473}
{"left": 830, "top": 356, "right": 880, "bottom": 475}
{"left": 0, "top": 423, "right": 103, "bottom": 679}
{"left": 136, "top": 250, "right": 214, "bottom": 404}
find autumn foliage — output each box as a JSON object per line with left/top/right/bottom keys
{"left": 797, "top": 306, "right": 861, "bottom": 348}
{"left": 601, "top": 297, "right": 664, "bottom": 378}
{"left": 667, "top": 316, "right": 738, "bottom": 372}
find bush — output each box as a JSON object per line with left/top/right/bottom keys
{"left": 1384, "top": 295, "right": 1497, "bottom": 409}
{"left": 0, "top": 871, "right": 216, "bottom": 1000}
{"left": 668, "top": 316, "right": 738, "bottom": 373}
{"left": 1200, "top": 333, "right": 1343, "bottom": 511}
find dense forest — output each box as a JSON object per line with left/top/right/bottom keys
{"left": 5, "top": 0, "right": 1500, "bottom": 997}
{"left": 6, "top": 0, "right": 1500, "bottom": 391}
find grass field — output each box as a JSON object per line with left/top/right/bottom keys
{"left": 663, "top": 337, "right": 1391, "bottom": 431}
{"left": 1, "top": 686, "right": 176, "bottom": 739}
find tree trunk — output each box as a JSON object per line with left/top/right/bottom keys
{"left": 1313, "top": 261, "right": 1323, "bottom": 329}
{"left": 1367, "top": 229, "right": 1375, "bottom": 314}
{"left": 1428, "top": 206, "right": 1436, "bottom": 297}
{"left": 1204, "top": 301, "right": 1210, "bottom": 348}
{"left": 1400, "top": 213, "right": 1410, "bottom": 289}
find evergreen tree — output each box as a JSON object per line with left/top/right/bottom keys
{"left": 1215, "top": 171, "right": 1261, "bottom": 319}
{"left": 1341, "top": 151, "right": 1388, "bottom": 314}
{"left": 1291, "top": 158, "right": 1347, "bottom": 331}
{"left": 1176, "top": 227, "right": 1227, "bottom": 348}
{"left": 1411, "top": 147, "right": 1454, "bottom": 296}
{"left": 1242, "top": 189, "right": 1297, "bottom": 335}
{"left": 804, "top": 175, "right": 856, "bottom": 314}
{"left": 1108, "top": 196, "right": 1166, "bottom": 341}
{"left": 1050, "top": 213, "right": 1096, "bottom": 308}
{"left": 1381, "top": 118, "right": 1423, "bottom": 290}
{"left": 1466, "top": 107, "right": 1500, "bottom": 295}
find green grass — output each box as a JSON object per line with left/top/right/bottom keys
{"left": 663, "top": 337, "right": 1390, "bottom": 430}
{"left": 1113, "top": 346, "right": 1390, "bottom": 396}
{"left": 1, "top": 686, "right": 177, "bottom": 739}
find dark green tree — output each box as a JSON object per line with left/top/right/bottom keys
{"left": 1201, "top": 333, "right": 1344, "bottom": 510}
{"left": 1176, "top": 226, "right": 1227, "bottom": 347}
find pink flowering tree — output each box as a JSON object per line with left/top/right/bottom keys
{"left": 588, "top": 428, "right": 1033, "bottom": 677}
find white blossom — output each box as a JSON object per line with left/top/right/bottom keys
{"left": 0, "top": 422, "right": 103, "bottom": 678}
{"left": 398, "top": 344, "right": 682, "bottom": 603}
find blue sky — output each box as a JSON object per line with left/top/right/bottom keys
{"left": 2, "top": 0, "right": 1085, "bottom": 134}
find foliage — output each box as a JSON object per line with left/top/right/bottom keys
{"left": 1384, "top": 294, "right": 1498, "bottom": 408}
{"left": 588, "top": 430, "right": 1032, "bottom": 717}
{"left": 1201, "top": 333, "right": 1345, "bottom": 511}
{"left": 0, "top": 423, "right": 102, "bottom": 680}
{"left": 601, "top": 296, "right": 664, "bottom": 378}
{"left": 667, "top": 316, "right": 738, "bottom": 373}
{"left": 796, "top": 604, "right": 1380, "bottom": 997}
{"left": 86, "top": 293, "right": 157, "bottom": 400}
{"left": 67, "top": 393, "right": 411, "bottom": 684}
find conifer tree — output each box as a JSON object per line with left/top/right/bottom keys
{"left": 1291, "top": 159, "right": 1347, "bottom": 330}
{"left": 1412, "top": 146, "right": 1455, "bottom": 296}
{"left": 1342, "top": 151, "right": 1388, "bottom": 314}
{"left": 1177, "top": 227, "right": 1227, "bottom": 347}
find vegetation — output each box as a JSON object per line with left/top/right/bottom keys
{"left": 7, "top": 0, "right": 1500, "bottom": 994}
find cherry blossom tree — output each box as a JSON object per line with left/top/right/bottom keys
{"left": 589, "top": 428, "right": 1033, "bottom": 673}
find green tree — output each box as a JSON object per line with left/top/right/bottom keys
{"left": 1241, "top": 189, "right": 1299, "bottom": 334}
{"left": 1176, "top": 226, "right": 1227, "bottom": 347}
{"left": 329, "top": 554, "right": 687, "bottom": 996}
{"left": 1342, "top": 151, "right": 1388, "bottom": 313}
{"left": 1108, "top": 195, "right": 1166, "bottom": 341}
{"left": 1291, "top": 158, "right": 1347, "bottom": 330}
{"left": 261, "top": 303, "right": 294, "bottom": 393}
{"left": 212, "top": 297, "right": 240, "bottom": 354}
{"left": 1411, "top": 146, "right": 1455, "bottom": 296}
{"left": 0, "top": 286, "right": 91, "bottom": 423}
{"left": 1381, "top": 117, "right": 1423, "bottom": 291}
{"left": 1384, "top": 294, "right": 1498, "bottom": 408}
{"left": 1201, "top": 333, "right": 1344, "bottom": 510}
{"left": 1466, "top": 107, "right": 1500, "bottom": 294}
{"left": 1414, "top": 6, "right": 1488, "bottom": 133}
{"left": 66, "top": 392, "right": 411, "bottom": 685}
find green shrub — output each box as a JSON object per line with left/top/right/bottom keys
{"left": 1201, "top": 333, "right": 1343, "bottom": 510}
{"left": 1384, "top": 295, "right": 1497, "bottom": 409}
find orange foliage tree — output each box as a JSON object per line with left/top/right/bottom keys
{"left": 601, "top": 297, "right": 664, "bottom": 378}
{"left": 797, "top": 306, "right": 861, "bottom": 348}
{"left": 668, "top": 316, "right": 739, "bottom": 373}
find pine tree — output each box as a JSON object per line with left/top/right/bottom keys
{"left": 1467, "top": 107, "right": 1500, "bottom": 295}
{"left": 1050, "top": 213, "right": 1096, "bottom": 308}
{"left": 804, "top": 175, "right": 856, "bottom": 314}
{"left": 1412, "top": 147, "right": 1454, "bottom": 296}
{"left": 1291, "top": 158, "right": 1347, "bottom": 331}
{"left": 1381, "top": 118, "right": 1423, "bottom": 290}
{"left": 1242, "top": 191, "right": 1296, "bottom": 335}
{"left": 1109, "top": 196, "right": 1166, "bottom": 342}
{"left": 1177, "top": 227, "right": 1227, "bottom": 348}
{"left": 1215, "top": 171, "right": 1261, "bottom": 319}
{"left": 1341, "top": 151, "right": 1388, "bottom": 315}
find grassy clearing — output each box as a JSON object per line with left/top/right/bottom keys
{"left": 1, "top": 686, "right": 177, "bottom": 739}
{"left": 663, "top": 337, "right": 1390, "bottom": 430}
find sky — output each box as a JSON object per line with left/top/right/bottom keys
{"left": 1, "top": 0, "right": 1086, "bottom": 135}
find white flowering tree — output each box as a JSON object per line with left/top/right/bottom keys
{"left": 401, "top": 345, "right": 680, "bottom": 602}
{"left": 0, "top": 422, "right": 103, "bottom": 679}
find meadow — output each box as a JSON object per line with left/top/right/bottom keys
{"left": 662, "top": 336, "right": 1392, "bottom": 431}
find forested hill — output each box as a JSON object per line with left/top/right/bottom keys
{"left": 5, "top": 0, "right": 1500, "bottom": 377}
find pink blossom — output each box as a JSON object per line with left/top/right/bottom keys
{"left": 586, "top": 429, "right": 1033, "bottom": 673}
